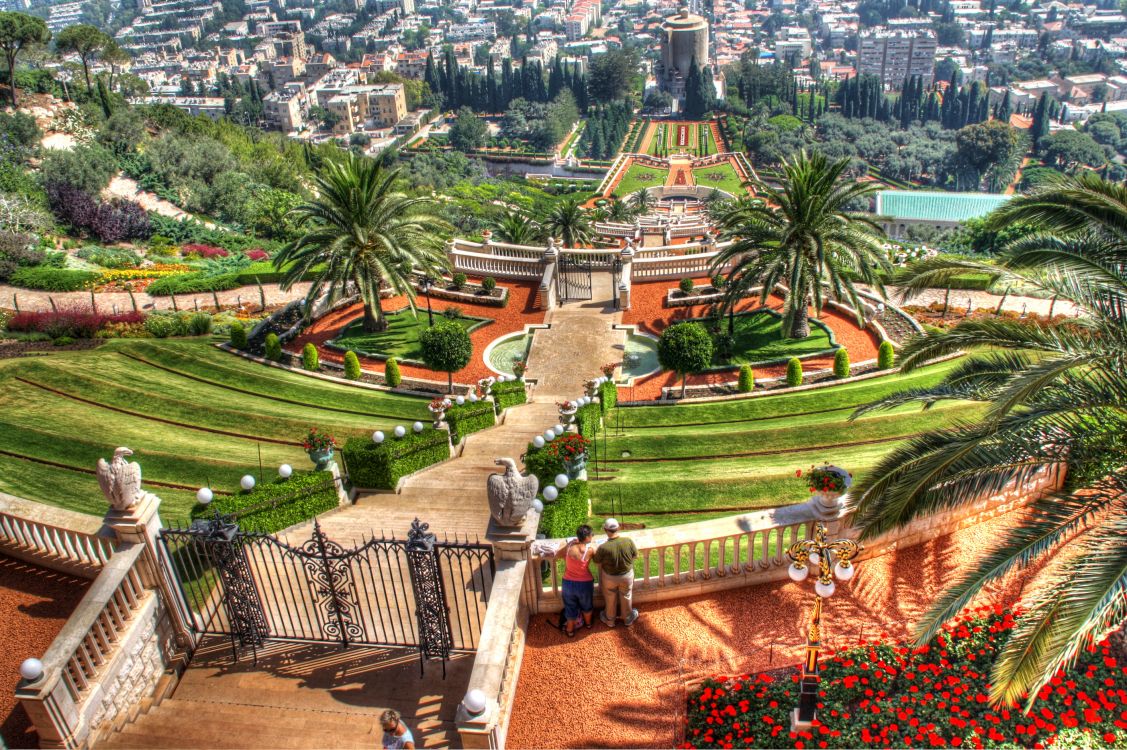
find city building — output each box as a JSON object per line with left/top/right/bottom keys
{"left": 133, "top": 95, "right": 227, "bottom": 118}
{"left": 858, "top": 30, "right": 937, "bottom": 86}
{"left": 263, "top": 83, "right": 310, "bottom": 131}
{"left": 655, "top": 7, "right": 710, "bottom": 100}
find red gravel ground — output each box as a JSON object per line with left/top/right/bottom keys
{"left": 0, "top": 555, "right": 89, "bottom": 748}
{"left": 507, "top": 512, "right": 1036, "bottom": 749}
{"left": 286, "top": 279, "right": 545, "bottom": 386}
{"left": 622, "top": 278, "right": 881, "bottom": 400}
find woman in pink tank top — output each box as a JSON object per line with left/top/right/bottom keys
{"left": 555, "top": 525, "right": 595, "bottom": 636}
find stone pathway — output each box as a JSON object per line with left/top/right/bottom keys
{"left": 103, "top": 176, "right": 220, "bottom": 229}
{"left": 0, "top": 282, "right": 313, "bottom": 315}
{"left": 873, "top": 285, "right": 1083, "bottom": 318}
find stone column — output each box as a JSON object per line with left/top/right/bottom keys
{"left": 540, "top": 239, "right": 559, "bottom": 311}
{"left": 620, "top": 242, "right": 634, "bottom": 311}
{"left": 481, "top": 229, "right": 493, "bottom": 253}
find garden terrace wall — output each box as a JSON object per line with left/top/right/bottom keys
{"left": 0, "top": 492, "right": 114, "bottom": 579}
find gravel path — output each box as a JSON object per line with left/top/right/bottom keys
{"left": 507, "top": 510, "right": 1035, "bottom": 749}
{"left": 0, "top": 282, "right": 313, "bottom": 314}
{"left": 102, "top": 176, "right": 220, "bottom": 229}
{"left": 0, "top": 556, "right": 89, "bottom": 748}
{"left": 872, "top": 285, "right": 1082, "bottom": 318}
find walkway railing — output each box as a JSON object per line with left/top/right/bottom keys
{"left": 632, "top": 249, "right": 732, "bottom": 280}
{"left": 0, "top": 493, "right": 114, "bottom": 578}
{"left": 450, "top": 247, "right": 544, "bottom": 279}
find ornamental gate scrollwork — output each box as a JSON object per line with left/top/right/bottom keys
{"left": 159, "top": 516, "right": 495, "bottom": 668}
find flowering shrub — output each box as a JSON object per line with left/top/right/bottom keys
{"left": 800, "top": 465, "right": 849, "bottom": 495}
{"left": 181, "top": 244, "right": 229, "bottom": 259}
{"left": 682, "top": 607, "right": 1127, "bottom": 749}
{"left": 301, "top": 428, "right": 336, "bottom": 452}
{"left": 6, "top": 308, "right": 145, "bottom": 339}
{"left": 513, "top": 360, "right": 527, "bottom": 377}
{"left": 546, "top": 433, "right": 590, "bottom": 462}
{"left": 245, "top": 248, "right": 270, "bottom": 261}
{"left": 601, "top": 362, "right": 619, "bottom": 377}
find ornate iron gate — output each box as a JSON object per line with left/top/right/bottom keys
{"left": 159, "top": 516, "right": 494, "bottom": 668}
{"left": 557, "top": 253, "right": 593, "bottom": 301}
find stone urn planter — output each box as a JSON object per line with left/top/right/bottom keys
{"left": 302, "top": 428, "right": 337, "bottom": 471}
{"left": 802, "top": 464, "right": 852, "bottom": 517}
{"left": 564, "top": 452, "right": 587, "bottom": 479}
{"left": 428, "top": 397, "right": 452, "bottom": 429}
{"left": 307, "top": 447, "right": 334, "bottom": 471}
{"left": 557, "top": 400, "right": 578, "bottom": 425}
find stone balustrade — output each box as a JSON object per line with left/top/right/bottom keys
{"left": 632, "top": 249, "right": 732, "bottom": 280}
{"left": 450, "top": 247, "right": 545, "bottom": 279}
{"left": 0, "top": 493, "right": 114, "bottom": 578}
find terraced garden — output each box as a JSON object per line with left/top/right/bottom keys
{"left": 584, "top": 358, "right": 977, "bottom": 530}
{"left": 692, "top": 162, "right": 745, "bottom": 195}
{"left": 613, "top": 162, "right": 669, "bottom": 197}
{"left": 0, "top": 339, "right": 429, "bottom": 520}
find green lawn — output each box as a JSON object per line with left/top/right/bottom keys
{"left": 713, "top": 311, "right": 835, "bottom": 366}
{"left": 692, "top": 162, "right": 744, "bottom": 194}
{"left": 614, "top": 163, "right": 668, "bottom": 197}
{"left": 329, "top": 309, "right": 488, "bottom": 363}
{"left": 582, "top": 359, "right": 971, "bottom": 530}
{"left": 0, "top": 339, "right": 428, "bottom": 521}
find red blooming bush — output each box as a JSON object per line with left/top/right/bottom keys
{"left": 683, "top": 606, "right": 1127, "bottom": 749}
{"left": 181, "top": 244, "right": 228, "bottom": 259}
{"left": 6, "top": 308, "right": 145, "bottom": 339}
{"left": 246, "top": 248, "right": 269, "bottom": 261}
{"left": 546, "top": 432, "right": 590, "bottom": 462}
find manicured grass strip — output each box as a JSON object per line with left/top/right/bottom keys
{"left": 330, "top": 310, "right": 486, "bottom": 363}
{"left": 604, "top": 432, "right": 918, "bottom": 463}
{"left": 15, "top": 377, "right": 303, "bottom": 446}
{"left": 0, "top": 448, "right": 232, "bottom": 494}
{"left": 617, "top": 403, "right": 856, "bottom": 429}
{"left": 711, "top": 311, "right": 834, "bottom": 365}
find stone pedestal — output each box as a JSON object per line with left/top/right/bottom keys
{"left": 807, "top": 491, "right": 845, "bottom": 520}
{"left": 456, "top": 699, "right": 501, "bottom": 749}
{"left": 487, "top": 509, "right": 540, "bottom": 562}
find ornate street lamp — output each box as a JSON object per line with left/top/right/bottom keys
{"left": 786, "top": 522, "right": 862, "bottom": 732}
{"left": 421, "top": 276, "right": 435, "bottom": 326}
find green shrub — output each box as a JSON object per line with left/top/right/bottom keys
{"left": 145, "top": 272, "right": 240, "bottom": 296}
{"left": 738, "top": 364, "right": 754, "bottom": 392}
{"left": 538, "top": 480, "right": 590, "bottom": 539}
{"left": 443, "top": 305, "right": 462, "bottom": 319}
{"left": 711, "top": 273, "right": 726, "bottom": 290}
{"left": 10, "top": 267, "right": 97, "bottom": 291}
{"left": 302, "top": 342, "right": 319, "bottom": 371}
{"left": 52, "top": 336, "right": 75, "bottom": 346}
{"left": 186, "top": 312, "right": 212, "bottom": 336}
{"left": 144, "top": 314, "right": 178, "bottom": 338}
{"left": 229, "top": 320, "right": 247, "bottom": 349}
{"left": 598, "top": 380, "right": 617, "bottom": 413}
{"left": 492, "top": 379, "right": 527, "bottom": 413}
{"left": 384, "top": 356, "right": 401, "bottom": 387}
{"left": 343, "top": 350, "right": 361, "bottom": 380}
{"left": 481, "top": 276, "right": 496, "bottom": 292}
{"left": 75, "top": 245, "right": 142, "bottom": 269}
{"left": 524, "top": 443, "right": 566, "bottom": 489}
{"left": 445, "top": 401, "right": 495, "bottom": 443}
{"left": 878, "top": 340, "right": 895, "bottom": 370}
{"left": 192, "top": 471, "right": 338, "bottom": 533}
{"left": 264, "top": 333, "right": 282, "bottom": 361}
{"left": 452, "top": 272, "right": 467, "bottom": 290}
{"left": 342, "top": 429, "right": 450, "bottom": 489}
{"left": 785, "top": 357, "right": 803, "bottom": 387}
{"left": 419, "top": 319, "right": 472, "bottom": 392}
{"left": 679, "top": 277, "right": 695, "bottom": 295}
{"left": 833, "top": 347, "right": 850, "bottom": 378}
{"left": 575, "top": 403, "right": 601, "bottom": 440}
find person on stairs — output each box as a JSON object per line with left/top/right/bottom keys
{"left": 381, "top": 709, "right": 416, "bottom": 749}
{"left": 593, "top": 518, "right": 639, "bottom": 628}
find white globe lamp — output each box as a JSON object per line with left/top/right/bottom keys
{"left": 532, "top": 436, "right": 545, "bottom": 449}
{"left": 554, "top": 474, "right": 569, "bottom": 489}
{"left": 788, "top": 563, "right": 809, "bottom": 582}
{"left": 372, "top": 430, "right": 385, "bottom": 443}
{"left": 19, "top": 658, "right": 43, "bottom": 682}
{"left": 469, "top": 393, "right": 479, "bottom": 402}
{"left": 815, "top": 579, "right": 836, "bottom": 598}
{"left": 455, "top": 396, "right": 465, "bottom": 405}
{"left": 807, "top": 552, "right": 820, "bottom": 566}
{"left": 195, "top": 487, "right": 213, "bottom": 505}
{"left": 278, "top": 464, "right": 293, "bottom": 479}
{"left": 463, "top": 688, "right": 487, "bottom": 717}
{"left": 394, "top": 425, "right": 406, "bottom": 438}
{"left": 543, "top": 486, "right": 559, "bottom": 501}
{"left": 532, "top": 499, "right": 544, "bottom": 513}
{"left": 834, "top": 561, "right": 855, "bottom": 582}
{"left": 543, "top": 430, "right": 555, "bottom": 442}
{"left": 553, "top": 424, "right": 565, "bottom": 436}
{"left": 240, "top": 475, "right": 256, "bottom": 491}
{"left": 413, "top": 421, "right": 424, "bottom": 433}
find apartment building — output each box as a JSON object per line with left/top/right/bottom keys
{"left": 318, "top": 80, "right": 407, "bottom": 134}
{"left": 264, "top": 82, "right": 310, "bottom": 131}
{"left": 858, "top": 30, "right": 937, "bottom": 85}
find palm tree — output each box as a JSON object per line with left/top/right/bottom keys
{"left": 275, "top": 153, "right": 449, "bottom": 332}
{"left": 607, "top": 198, "right": 633, "bottom": 222}
{"left": 628, "top": 188, "right": 656, "bottom": 217}
{"left": 848, "top": 171, "right": 1127, "bottom": 709}
{"left": 711, "top": 150, "right": 889, "bottom": 339}
{"left": 491, "top": 208, "right": 541, "bottom": 245}
{"left": 542, "top": 199, "right": 593, "bottom": 247}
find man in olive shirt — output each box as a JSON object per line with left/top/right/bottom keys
{"left": 594, "top": 518, "right": 639, "bottom": 627}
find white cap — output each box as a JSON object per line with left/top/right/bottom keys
{"left": 603, "top": 517, "right": 620, "bottom": 532}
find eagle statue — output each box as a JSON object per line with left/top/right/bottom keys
{"left": 486, "top": 457, "right": 539, "bottom": 527}
{"left": 96, "top": 447, "right": 144, "bottom": 511}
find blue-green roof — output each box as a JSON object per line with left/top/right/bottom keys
{"left": 876, "top": 191, "right": 1010, "bottom": 222}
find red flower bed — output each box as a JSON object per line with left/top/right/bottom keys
{"left": 246, "top": 248, "right": 270, "bottom": 261}
{"left": 683, "top": 606, "right": 1127, "bottom": 749}
{"left": 6, "top": 308, "right": 146, "bottom": 339}
{"left": 181, "top": 244, "right": 228, "bottom": 259}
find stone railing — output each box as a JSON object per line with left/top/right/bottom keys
{"left": 632, "top": 249, "right": 733, "bottom": 280}
{"left": 0, "top": 493, "right": 114, "bottom": 578}
{"left": 596, "top": 152, "right": 631, "bottom": 195}
{"left": 16, "top": 542, "right": 179, "bottom": 749}
{"left": 450, "top": 247, "right": 544, "bottom": 279}
{"left": 532, "top": 463, "right": 1065, "bottom": 612}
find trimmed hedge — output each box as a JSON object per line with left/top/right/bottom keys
{"left": 575, "top": 403, "right": 601, "bottom": 441}
{"left": 343, "top": 350, "right": 361, "bottom": 380}
{"left": 302, "top": 342, "right": 319, "bottom": 371}
{"left": 342, "top": 428, "right": 450, "bottom": 489}
{"left": 524, "top": 443, "right": 565, "bottom": 490}
{"left": 146, "top": 272, "right": 241, "bottom": 296}
{"left": 492, "top": 379, "right": 527, "bottom": 413}
{"left": 264, "top": 333, "right": 282, "bottom": 361}
{"left": 10, "top": 267, "right": 97, "bottom": 291}
{"left": 233, "top": 261, "right": 324, "bottom": 286}
{"left": 229, "top": 321, "right": 246, "bottom": 349}
{"left": 786, "top": 357, "right": 803, "bottom": 387}
{"left": 598, "top": 381, "right": 617, "bottom": 413}
{"left": 878, "top": 340, "right": 896, "bottom": 369}
{"left": 192, "top": 471, "right": 338, "bottom": 533}
{"left": 538, "top": 480, "right": 590, "bottom": 540}
{"left": 833, "top": 347, "right": 850, "bottom": 378}
{"left": 385, "top": 357, "right": 401, "bottom": 387}
{"left": 446, "top": 401, "right": 495, "bottom": 443}
{"left": 738, "top": 364, "right": 754, "bottom": 392}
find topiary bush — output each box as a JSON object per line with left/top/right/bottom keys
{"left": 833, "top": 347, "right": 850, "bottom": 378}
{"left": 575, "top": 402, "right": 601, "bottom": 440}
{"left": 342, "top": 429, "right": 450, "bottom": 489}
{"left": 679, "top": 277, "right": 695, "bottom": 295}
{"left": 738, "top": 364, "right": 754, "bottom": 392}
{"left": 482, "top": 276, "right": 496, "bottom": 293}
{"left": 452, "top": 272, "right": 467, "bottom": 290}
{"left": 302, "top": 342, "right": 319, "bottom": 371}
{"left": 419, "top": 319, "right": 472, "bottom": 393}
{"left": 538, "top": 479, "right": 590, "bottom": 540}
{"left": 492, "top": 379, "right": 527, "bottom": 413}
{"left": 658, "top": 322, "right": 714, "bottom": 398}
{"left": 598, "top": 380, "right": 617, "bottom": 413}
{"left": 785, "top": 357, "right": 803, "bottom": 387}
{"left": 385, "top": 356, "right": 402, "bottom": 387}
{"left": 229, "top": 320, "right": 247, "bottom": 349}
{"left": 711, "top": 273, "right": 726, "bottom": 290}
{"left": 878, "top": 340, "right": 895, "bottom": 369}
{"left": 343, "top": 350, "right": 361, "bottom": 380}
{"left": 264, "top": 333, "right": 282, "bottom": 361}
{"left": 445, "top": 401, "right": 495, "bottom": 443}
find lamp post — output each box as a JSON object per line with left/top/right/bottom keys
{"left": 421, "top": 276, "right": 434, "bottom": 326}
{"left": 786, "top": 522, "right": 862, "bottom": 732}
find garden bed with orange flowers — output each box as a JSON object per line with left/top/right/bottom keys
{"left": 682, "top": 606, "right": 1127, "bottom": 749}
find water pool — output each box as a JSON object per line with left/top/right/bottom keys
{"left": 487, "top": 333, "right": 533, "bottom": 376}
{"left": 622, "top": 334, "right": 660, "bottom": 378}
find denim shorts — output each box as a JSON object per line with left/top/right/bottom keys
{"left": 561, "top": 578, "right": 594, "bottom": 621}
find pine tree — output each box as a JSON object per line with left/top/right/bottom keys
{"left": 1031, "top": 93, "right": 1050, "bottom": 151}
{"left": 684, "top": 56, "right": 707, "bottom": 118}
